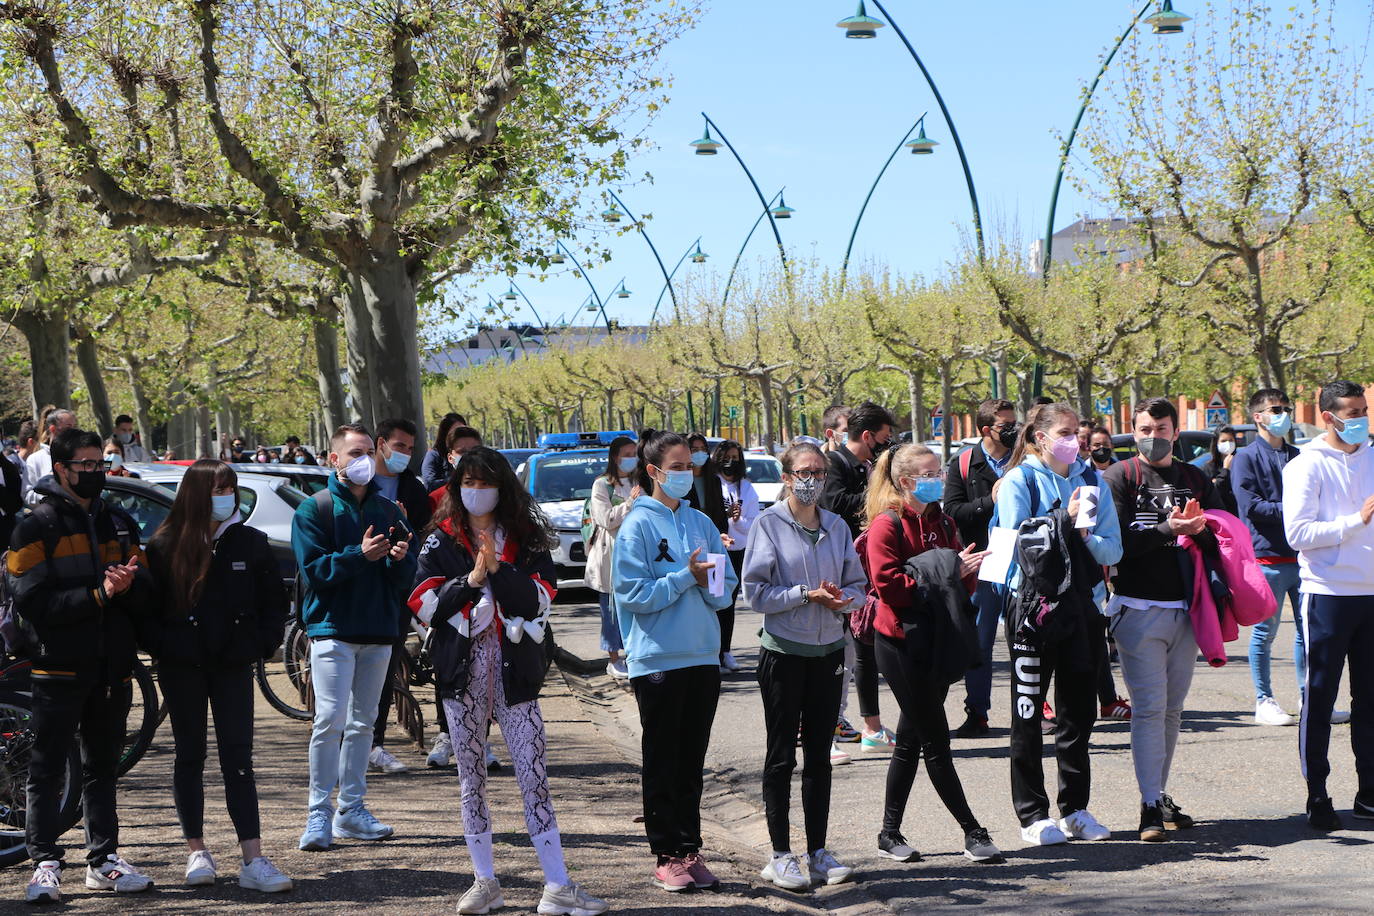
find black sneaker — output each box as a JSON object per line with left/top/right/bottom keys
{"left": 954, "top": 711, "right": 991, "bottom": 739}
{"left": 877, "top": 830, "right": 920, "bottom": 863}
{"left": 963, "top": 827, "right": 1003, "bottom": 864}
{"left": 1159, "top": 794, "right": 1194, "bottom": 829}
{"left": 1307, "top": 796, "right": 1343, "bottom": 831}
{"left": 1138, "top": 802, "right": 1167, "bottom": 842}
{"left": 1353, "top": 795, "right": 1374, "bottom": 821}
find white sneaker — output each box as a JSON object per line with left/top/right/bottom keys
{"left": 808, "top": 848, "right": 853, "bottom": 885}
{"left": 428, "top": 732, "right": 455, "bottom": 768}
{"left": 85, "top": 854, "right": 153, "bottom": 892}
{"left": 760, "top": 852, "right": 809, "bottom": 890}
{"left": 1332, "top": 708, "right": 1352, "bottom": 725}
{"left": 607, "top": 658, "right": 629, "bottom": 680}
{"left": 239, "top": 856, "right": 293, "bottom": 893}
{"left": 721, "top": 651, "right": 741, "bottom": 672}
{"left": 368, "top": 745, "right": 409, "bottom": 773}
{"left": 26, "top": 861, "right": 61, "bottom": 903}
{"left": 185, "top": 849, "right": 217, "bottom": 886}
{"left": 830, "top": 742, "right": 851, "bottom": 766}
{"left": 1255, "top": 697, "right": 1297, "bottom": 727}
{"left": 1058, "top": 809, "right": 1111, "bottom": 841}
{"left": 485, "top": 742, "right": 502, "bottom": 771}
{"left": 1020, "top": 818, "right": 1068, "bottom": 846}
{"left": 537, "top": 881, "right": 608, "bottom": 915}
{"left": 458, "top": 876, "right": 505, "bottom": 914}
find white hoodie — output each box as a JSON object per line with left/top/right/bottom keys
{"left": 1282, "top": 436, "right": 1374, "bottom": 596}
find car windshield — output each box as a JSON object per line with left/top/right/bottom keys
{"left": 745, "top": 457, "right": 782, "bottom": 484}
{"left": 101, "top": 487, "right": 170, "bottom": 540}
{"left": 532, "top": 454, "right": 605, "bottom": 503}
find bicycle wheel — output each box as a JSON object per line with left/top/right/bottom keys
{"left": 117, "top": 657, "right": 159, "bottom": 777}
{"left": 391, "top": 655, "right": 426, "bottom": 748}
{"left": 0, "top": 692, "right": 82, "bottom": 867}
{"left": 256, "top": 620, "right": 314, "bottom": 721}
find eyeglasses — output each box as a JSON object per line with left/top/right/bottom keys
{"left": 790, "top": 469, "right": 828, "bottom": 480}
{"left": 59, "top": 459, "right": 102, "bottom": 472}
{"left": 1260, "top": 405, "right": 1292, "bottom": 415}
{"left": 910, "top": 472, "right": 945, "bottom": 481}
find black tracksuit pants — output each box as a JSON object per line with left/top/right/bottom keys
{"left": 373, "top": 639, "right": 450, "bottom": 747}
{"left": 717, "top": 550, "right": 746, "bottom": 658}
{"left": 757, "top": 646, "right": 844, "bottom": 853}
{"left": 1007, "top": 615, "right": 1098, "bottom": 827}
{"left": 631, "top": 664, "right": 720, "bottom": 858}
{"left": 161, "top": 663, "right": 261, "bottom": 842}
{"left": 27, "top": 675, "right": 131, "bottom": 865}
{"left": 874, "top": 633, "right": 980, "bottom": 834}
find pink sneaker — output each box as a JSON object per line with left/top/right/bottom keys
{"left": 683, "top": 852, "right": 720, "bottom": 890}
{"left": 652, "top": 857, "right": 693, "bottom": 892}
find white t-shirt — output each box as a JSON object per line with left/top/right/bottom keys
{"left": 23, "top": 446, "right": 51, "bottom": 502}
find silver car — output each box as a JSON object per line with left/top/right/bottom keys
{"left": 124, "top": 463, "right": 308, "bottom": 544}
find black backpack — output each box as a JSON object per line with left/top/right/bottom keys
{"left": 1006, "top": 467, "right": 1101, "bottom": 648}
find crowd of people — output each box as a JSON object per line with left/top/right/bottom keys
{"left": 3, "top": 379, "right": 1372, "bottom": 909}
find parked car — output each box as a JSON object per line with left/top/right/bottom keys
{"left": 498, "top": 448, "right": 543, "bottom": 473}
{"left": 745, "top": 454, "right": 784, "bottom": 509}
{"left": 125, "top": 464, "right": 308, "bottom": 546}
{"left": 228, "top": 462, "right": 333, "bottom": 494}
{"left": 517, "top": 448, "right": 612, "bottom": 586}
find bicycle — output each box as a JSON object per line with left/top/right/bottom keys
{"left": 0, "top": 657, "right": 82, "bottom": 868}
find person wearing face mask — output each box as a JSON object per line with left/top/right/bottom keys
{"left": 23, "top": 408, "right": 75, "bottom": 504}
{"left": 368, "top": 419, "right": 434, "bottom": 776}
{"left": 421, "top": 412, "right": 467, "bottom": 492}
{"left": 1201, "top": 426, "right": 1239, "bottom": 514}
{"left": 144, "top": 460, "right": 292, "bottom": 893}
{"left": 1102, "top": 397, "right": 1222, "bottom": 842}
{"left": 681, "top": 433, "right": 725, "bottom": 523}
{"left": 945, "top": 398, "right": 1019, "bottom": 738}
{"left": 102, "top": 438, "right": 134, "bottom": 478}
{"left": 254, "top": 447, "right": 271, "bottom": 464}
{"left": 744, "top": 443, "right": 866, "bottom": 889}
{"left": 821, "top": 405, "right": 850, "bottom": 454}
{"left": 430, "top": 426, "right": 485, "bottom": 510}
{"left": 411, "top": 447, "right": 608, "bottom": 916}
{"left": 863, "top": 443, "right": 1005, "bottom": 868}
{"left": 1088, "top": 427, "right": 1116, "bottom": 471}
{"left": 994, "top": 403, "right": 1123, "bottom": 848}
{"left": 710, "top": 440, "right": 759, "bottom": 673}
{"left": 613, "top": 430, "right": 738, "bottom": 894}
{"left": 112, "top": 415, "right": 149, "bottom": 463}
{"left": 7, "top": 428, "right": 153, "bottom": 902}
{"left": 585, "top": 436, "right": 642, "bottom": 680}
{"left": 291, "top": 423, "right": 417, "bottom": 853}
{"left": 1282, "top": 380, "right": 1374, "bottom": 831}
{"left": 820, "top": 402, "right": 898, "bottom": 754}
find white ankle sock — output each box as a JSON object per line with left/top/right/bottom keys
{"left": 531, "top": 828, "right": 569, "bottom": 887}
{"left": 465, "top": 832, "right": 495, "bottom": 880}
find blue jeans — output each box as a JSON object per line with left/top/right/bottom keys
{"left": 308, "top": 639, "right": 393, "bottom": 815}
{"left": 1249, "top": 563, "right": 1306, "bottom": 702}
{"left": 598, "top": 591, "right": 624, "bottom": 655}
{"left": 962, "top": 581, "right": 1004, "bottom": 718}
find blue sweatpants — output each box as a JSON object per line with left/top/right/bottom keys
{"left": 1299, "top": 593, "right": 1374, "bottom": 802}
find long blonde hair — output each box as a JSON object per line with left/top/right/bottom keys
{"left": 1006, "top": 402, "right": 1079, "bottom": 472}
{"left": 863, "top": 443, "right": 936, "bottom": 530}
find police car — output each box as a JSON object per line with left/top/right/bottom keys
{"left": 519, "top": 431, "right": 637, "bottom": 587}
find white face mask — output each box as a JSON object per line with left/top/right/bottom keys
{"left": 1217, "top": 440, "right": 1235, "bottom": 456}
{"left": 461, "top": 486, "right": 500, "bottom": 516}
{"left": 340, "top": 453, "right": 375, "bottom": 486}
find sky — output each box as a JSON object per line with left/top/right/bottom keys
{"left": 439, "top": 0, "right": 1372, "bottom": 338}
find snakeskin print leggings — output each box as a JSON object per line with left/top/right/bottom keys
{"left": 443, "top": 625, "right": 557, "bottom": 837}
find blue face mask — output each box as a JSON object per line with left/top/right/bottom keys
{"left": 618, "top": 456, "right": 639, "bottom": 475}
{"left": 1333, "top": 414, "right": 1370, "bottom": 446}
{"left": 690, "top": 451, "right": 709, "bottom": 468}
{"left": 384, "top": 448, "right": 410, "bottom": 474}
{"left": 912, "top": 478, "right": 944, "bottom": 504}
{"left": 660, "top": 469, "right": 695, "bottom": 499}
{"left": 295, "top": 455, "right": 306, "bottom": 464}
{"left": 210, "top": 493, "right": 237, "bottom": 522}
{"left": 1262, "top": 410, "right": 1293, "bottom": 438}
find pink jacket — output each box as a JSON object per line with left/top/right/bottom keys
{"left": 1180, "top": 510, "right": 1277, "bottom": 667}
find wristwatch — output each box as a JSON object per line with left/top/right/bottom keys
{"left": 797, "top": 585, "right": 810, "bottom": 607}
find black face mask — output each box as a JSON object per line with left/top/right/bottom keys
{"left": 869, "top": 437, "right": 893, "bottom": 458}
{"left": 67, "top": 468, "right": 106, "bottom": 500}
{"left": 996, "top": 424, "right": 1020, "bottom": 449}
{"left": 1090, "top": 446, "right": 1113, "bottom": 465}
{"left": 720, "top": 459, "right": 742, "bottom": 479}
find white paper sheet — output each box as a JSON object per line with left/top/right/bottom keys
{"left": 978, "top": 527, "right": 1018, "bottom": 584}
{"left": 1075, "top": 485, "right": 1101, "bottom": 529}
{"left": 707, "top": 552, "right": 727, "bottom": 597}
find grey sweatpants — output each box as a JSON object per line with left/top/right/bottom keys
{"left": 1112, "top": 606, "right": 1197, "bottom": 805}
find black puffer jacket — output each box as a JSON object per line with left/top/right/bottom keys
{"left": 145, "top": 520, "right": 288, "bottom": 667}
{"left": 412, "top": 518, "right": 557, "bottom": 706}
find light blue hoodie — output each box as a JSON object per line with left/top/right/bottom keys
{"left": 613, "top": 495, "right": 739, "bottom": 678}
{"left": 991, "top": 455, "right": 1123, "bottom": 591}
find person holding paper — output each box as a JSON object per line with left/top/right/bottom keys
{"left": 863, "top": 443, "right": 1004, "bottom": 867}
{"left": 411, "top": 446, "right": 607, "bottom": 916}
{"left": 585, "top": 435, "right": 641, "bottom": 681}
{"left": 613, "top": 430, "right": 738, "bottom": 894}
{"left": 743, "top": 442, "right": 867, "bottom": 889}
{"left": 994, "top": 403, "right": 1122, "bottom": 848}
{"left": 1102, "top": 397, "right": 1222, "bottom": 842}
{"left": 711, "top": 440, "right": 760, "bottom": 673}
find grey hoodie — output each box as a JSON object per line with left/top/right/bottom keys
{"left": 743, "top": 500, "right": 868, "bottom": 647}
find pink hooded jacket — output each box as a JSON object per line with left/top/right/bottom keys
{"left": 1179, "top": 509, "right": 1277, "bottom": 666}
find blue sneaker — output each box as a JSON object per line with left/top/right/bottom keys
{"left": 298, "top": 809, "right": 332, "bottom": 851}
{"left": 333, "top": 804, "right": 393, "bottom": 840}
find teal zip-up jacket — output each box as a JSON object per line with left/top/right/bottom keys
{"left": 291, "top": 472, "right": 418, "bottom": 641}
{"left": 613, "top": 495, "right": 738, "bottom": 678}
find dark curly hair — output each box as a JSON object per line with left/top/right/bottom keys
{"left": 433, "top": 446, "right": 557, "bottom": 553}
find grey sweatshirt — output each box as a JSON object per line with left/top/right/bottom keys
{"left": 742, "top": 500, "right": 868, "bottom": 647}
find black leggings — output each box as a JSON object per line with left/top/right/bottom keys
{"left": 718, "top": 550, "right": 746, "bottom": 658}
{"left": 854, "top": 637, "right": 881, "bottom": 719}
{"left": 161, "top": 663, "right": 260, "bottom": 842}
{"left": 874, "top": 632, "right": 980, "bottom": 835}
{"left": 374, "top": 639, "right": 450, "bottom": 747}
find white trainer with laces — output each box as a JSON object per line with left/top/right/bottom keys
{"left": 808, "top": 848, "right": 854, "bottom": 885}
{"left": 368, "top": 745, "right": 409, "bottom": 773}
{"left": 457, "top": 876, "right": 505, "bottom": 914}
{"left": 1020, "top": 818, "right": 1068, "bottom": 846}
{"left": 333, "top": 804, "right": 394, "bottom": 840}
{"left": 185, "top": 849, "right": 217, "bottom": 886}
{"left": 760, "top": 852, "right": 809, "bottom": 890}
{"left": 1058, "top": 809, "right": 1111, "bottom": 841}
{"left": 830, "top": 742, "right": 852, "bottom": 766}
{"left": 1255, "top": 697, "right": 1296, "bottom": 727}
{"left": 427, "top": 732, "right": 455, "bottom": 768}
{"left": 26, "top": 860, "right": 61, "bottom": 903}
{"left": 239, "top": 856, "right": 293, "bottom": 893}
{"left": 85, "top": 854, "right": 152, "bottom": 893}
{"left": 537, "top": 881, "right": 609, "bottom": 915}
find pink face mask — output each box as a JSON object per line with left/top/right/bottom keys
{"left": 1042, "top": 433, "right": 1081, "bottom": 466}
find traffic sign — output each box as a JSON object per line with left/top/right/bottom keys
{"left": 726, "top": 405, "right": 740, "bottom": 422}
{"left": 931, "top": 406, "right": 944, "bottom": 438}
{"left": 1207, "top": 389, "right": 1227, "bottom": 409}
{"left": 1094, "top": 397, "right": 1114, "bottom": 419}
{"left": 1205, "top": 389, "right": 1228, "bottom": 428}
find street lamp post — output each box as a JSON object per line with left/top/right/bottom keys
{"left": 650, "top": 237, "right": 707, "bottom": 325}
{"left": 692, "top": 113, "right": 791, "bottom": 275}
{"left": 554, "top": 239, "right": 616, "bottom": 335}
{"left": 501, "top": 280, "right": 553, "bottom": 345}
{"left": 604, "top": 190, "right": 681, "bottom": 317}
{"left": 840, "top": 111, "right": 930, "bottom": 290}
{"left": 723, "top": 189, "right": 787, "bottom": 309}
{"left": 1041, "top": 0, "right": 1189, "bottom": 278}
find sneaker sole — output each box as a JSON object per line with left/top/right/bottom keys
{"left": 26, "top": 889, "right": 60, "bottom": 904}
{"left": 185, "top": 872, "right": 216, "bottom": 886}
{"left": 1139, "top": 829, "right": 1168, "bottom": 842}
{"left": 816, "top": 871, "right": 853, "bottom": 885}
{"left": 761, "top": 873, "right": 809, "bottom": 892}
{"left": 1350, "top": 807, "right": 1374, "bottom": 821}
{"left": 332, "top": 828, "right": 393, "bottom": 840}
{"left": 964, "top": 850, "right": 1004, "bottom": 864}
{"left": 458, "top": 897, "right": 505, "bottom": 914}
{"left": 240, "top": 876, "right": 293, "bottom": 893}
{"left": 876, "top": 849, "right": 920, "bottom": 863}
{"left": 298, "top": 837, "right": 332, "bottom": 851}
{"left": 84, "top": 879, "right": 152, "bottom": 892}
{"left": 651, "top": 879, "right": 691, "bottom": 892}
{"left": 538, "top": 905, "right": 608, "bottom": 916}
